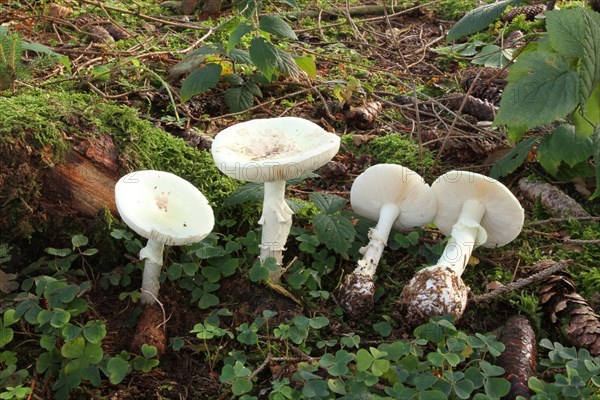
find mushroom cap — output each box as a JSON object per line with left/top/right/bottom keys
{"left": 211, "top": 117, "right": 340, "bottom": 183}
{"left": 350, "top": 164, "right": 437, "bottom": 230}
{"left": 115, "top": 170, "right": 214, "bottom": 246}
{"left": 431, "top": 171, "right": 524, "bottom": 248}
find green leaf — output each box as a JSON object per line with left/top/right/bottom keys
{"left": 484, "top": 377, "right": 510, "bottom": 398}
{"left": 259, "top": 15, "right": 297, "bottom": 40}
{"left": 550, "top": 124, "right": 594, "bottom": 167}
{"left": 61, "top": 336, "right": 85, "bottom": 358}
{"left": 83, "top": 321, "right": 106, "bottom": 343}
{"left": 327, "top": 378, "right": 346, "bottom": 395}
{"left": 579, "top": 11, "right": 600, "bottom": 111}
{"left": 309, "top": 193, "right": 348, "bottom": 214}
{"left": 373, "top": 321, "right": 392, "bottom": 337}
{"left": 294, "top": 55, "right": 317, "bottom": 79}
{"left": 50, "top": 308, "right": 70, "bottom": 328}
{"left": 591, "top": 126, "right": 600, "bottom": 200}
{"left": 546, "top": 9, "right": 584, "bottom": 58}
{"left": 71, "top": 234, "right": 88, "bottom": 248}
{"left": 312, "top": 213, "right": 355, "bottom": 256}
{"left": 224, "top": 84, "right": 256, "bottom": 112}
{"left": 199, "top": 292, "right": 219, "bottom": 309}
{"left": 490, "top": 136, "right": 538, "bottom": 179}
{"left": 275, "top": 48, "right": 299, "bottom": 77}
{"left": 446, "top": 0, "right": 516, "bottom": 42}
{"left": 479, "top": 361, "right": 504, "bottom": 377}
{"left": 355, "top": 349, "right": 374, "bottom": 371}
{"left": 471, "top": 45, "right": 513, "bottom": 68}
{"left": 106, "top": 356, "right": 129, "bottom": 384}
{"left": 224, "top": 182, "right": 264, "bottom": 206}
{"left": 277, "top": 0, "right": 298, "bottom": 7}
{"left": 495, "top": 51, "right": 579, "bottom": 130}
{"left": 249, "top": 259, "right": 271, "bottom": 282}
{"left": 232, "top": 377, "right": 252, "bottom": 395}
{"left": 227, "top": 22, "right": 253, "bottom": 53}
{"left": 414, "top": 374, "right": 438, "bottom": 390}
{"left": 0, "top": 327, "right": 13, "bottom": 347}
{"left": 45, "top": 247, "right": 71, "bottom": 257}
{"left": 180, "top": 63, "right": 223, "bottom": 103}
{"left": 229, "top": 49, "right": 252, "bottom": 64}
{"left": 249, "top": 37, "right": 279, "bottom": 80}
{"left": 22, "top": 40, "right": 63, "bottom": 57}
{"left": 455, "top": 378, "right": 475, "bottom": 399}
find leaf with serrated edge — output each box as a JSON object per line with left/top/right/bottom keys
{"left": 227, "top": 23, "right": 253, "bottom": 53}
{"left": 294, "top": 55, "right": 316, "bottom": 79}
{"left": 309, "top": 193, "right": 348, "bottom": 214}
{"left": 224, "top": 85, "right": 255, "bottom": 112}
{"left": 446, "top": 0, "right": 516, "bottom": 42}
{"left": 490, "top": 137, "right": 538, "bottom": 178}
{"left": 180, "top": 63, "right": 222, "bottom": 103}
{"left": 579, "top": 11, "right": 600, "bottom": 111}
{"left": 549, "top": 124, "right": 593, "bottom": 167}
{"left": 312, "top": 214, "right": 355, "bottom": 256}
{"left": 495, "top": 51, "right": 579, "bottom": 130}
{"left": 275, "top": 48, "right": 299, "bottom": 77}
{"left": 249, "top": 37, "right": 279, "bottom": 80}
{"left": 259, "top": 15, "right": 297, "bottom": 40}
{"left": 546, "top": 9, "right": 584, "bottom": 58}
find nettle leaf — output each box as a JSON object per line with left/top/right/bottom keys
{"left": 446, "top": 0, "right": 516, "bottom": 42}
{"left": 227, "top": 22, "right": 253, "bottom": 53}
{"left": 546, "top": 9, "right": 584, "bottom": 58}
{"left": 495, "top": 50, "right": 579, "bottom": 130}
{"left": 579, "top": 11, "right": 600, "bottom": 111}
{"left": 490, "top": 136, "right": 538, "bottom": 178}
{"left": 249, "top": 37, "right": 279, "bottom": 80}
{"left": 312, "top": 213, "right": 355, "bottom": 256}
{"left": 309, "top": 193, "right": 348, "bottom": 214}
{"left": 294, "top": 55, "right": 316, "bottom": 79}
{"left": 259, "top": 15, "right": 297, "bottom": 40}
{"left": 180, "top": 63, "right": 222, "bottom": 103}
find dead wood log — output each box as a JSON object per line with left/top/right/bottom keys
{"left": 518, "top": 178, "right": 590, "bottom": 218}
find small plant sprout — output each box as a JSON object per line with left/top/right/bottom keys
{"left": 211, "top": 117, "right": 340, "bottom": 285}
{"left": 400, "top": 171, "right": 524, "bottom": 324}
{"left": 114, "top": 170, "right": 215, "bottom": 305}
{"left": 338, "top": 164, "right": 437, "bottom": 318}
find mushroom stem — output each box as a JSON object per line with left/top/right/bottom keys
{"left": 259, "top": 180, "right": 293, "bottom": 281}
{"left": 139, "top": 238, "right": 165, "bottom": 305}
{"left": 355, "top": 203, "right": 402, "bottom": 276}
{"left": 437, "top": 199, "right": 487, "bottom": 277}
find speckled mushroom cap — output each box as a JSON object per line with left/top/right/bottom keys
{"left": 431, "top": 171, "right": 524, "bottom": 248}
{"left": 115, "top": 170, "right": 215, "bottom": 246}
{"left": 211, "top": 117, "right": 340, "bottom": 183}
{"left": 350, "top": 164, "right": 437, "bottom": 230}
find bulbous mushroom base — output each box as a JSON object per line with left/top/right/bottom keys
{"left": 399, "top": 266, "right": 469, "bottom": 326}
{"left": 337, "top": 272, "right": 375, "bottom": 319}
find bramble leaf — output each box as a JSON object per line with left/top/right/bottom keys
{"left": 259, "top": 15, "right": 297, "bottom": 40}
{"left": 249, "top": 37, "right": 279, "bottom": 80}
{"left": 180, "top": 63, "right": 222, "bottom": 103}
{"left": 446, "top": 0, "right": 516, "bottom": 42}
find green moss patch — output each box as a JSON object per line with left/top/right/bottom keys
{"left": 0, "top": 90, "right": 236, "bottom": 240}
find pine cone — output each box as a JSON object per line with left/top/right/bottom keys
{"left": 537, "top": 266, "right": 600, "bottom": 356}
{"left": 501, "top": 5, "right": 546, "bottom": 23}
{"left": 460, "top": 68, "right": 508, "bottom": 106}
{"left": 496, "top": 315, "right": 537, "bottom": 400}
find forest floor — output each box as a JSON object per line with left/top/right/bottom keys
{"left": 1, "top": 1, "right": 599, "bottom": 399}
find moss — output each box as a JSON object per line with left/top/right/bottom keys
{"left": 0, "top": 90, "right": 236, "bottom": 241}
{"left": 341, "top": 133, "right": 436, "bottom": 181}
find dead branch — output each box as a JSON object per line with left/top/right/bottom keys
{"left": 519, "top": 178, "right": 591, "bottom": 218}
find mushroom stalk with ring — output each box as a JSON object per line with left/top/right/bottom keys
{"left": 259, "top": 180, "right": 294, "bottom": 282}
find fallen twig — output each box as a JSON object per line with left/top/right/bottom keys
{"left": 473, "top": 260, "right": 571, "bottom": 303}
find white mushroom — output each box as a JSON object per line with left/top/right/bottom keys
{"left": 401, "top": 171, "right": 524, "bottom": 324}
{"left": 337, "top": 164, "right": 437, "bottom": 318}
{"left": 115, "top": 170, "right": 215, "bottom": 305}
{"left": 211, "top": 117, "right": 340, "bottom": 283}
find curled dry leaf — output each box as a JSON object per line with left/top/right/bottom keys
{"left": 48, "top": 3, "right": 73, "bottom": 18}
{"left": 0, "top": 269, "right": 19, "bottom": 294}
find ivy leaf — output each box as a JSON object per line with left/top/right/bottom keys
{"left": 546, "top": 9, "right": 584, "bottom": 58}
{"left": 446, "top": 0, "right": 516, "bottom": 42}
{"left": 495, "top": 50, "right": 579, "bottom": 130}
{"left": 259, "top": 15, "right": 297, "bottom": 40}
{"left": 249, "top": 37, "right": 279, "bottom": 80}
{"left": 579, "top": 11, "right": 600, "bottom": 112}
{"left": 490, "top": 136, "right": 538, "bottom": 178}
{"left": 294, "top": 55, "right": 317, "bottom": 79}
{"left": 312, "top": 213, "right": 355, "bottom": 256}
{"left": 309, "top": 193, "right": 348, "bottom": 214}
{"left": 180, "top": 63, "right": 222, "bottom": 103}
{"left": 227, "top": 22, "right": 253, "bottom": 53}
